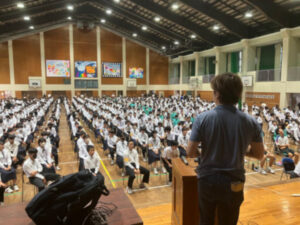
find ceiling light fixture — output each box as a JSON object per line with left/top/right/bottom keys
{"left": 114, "top": 0, "right": 120, "bottom": 3}
{"left": 142, "top": 25, "right": 148, "bottom": 31}
{"left": 67, "top": 16, "right": 72, "bottom": 20}
{"left": 154, "top": 16, "right": 161, "bottom": 22}
{"left": 171, "top": 3, "right": 179, "bottom": 10}
{"left": 17, "top": 2, "right": 25, "bottom": 8}
{"left": 24, "top": 16, "right": 30, "bottom": 21}
{"left": 67, "top": 5, "right": 74, "bottom": 11}
{"left": 213, "top": 25, "right": 219, "bottom": 31}
{"left": 132, "top": 33, "right": 137, "bottom": 37}
{"left": 161, "top": 46, "right": 166, "bottom": 50}
{"left": 174, "top": 41, "right": 180, "bottom": 45}
{"left": 190, "top": 34, "right": 196, "bottom": 39}
{"left": 29, "top": 25, "right": 34, "bottom": 30}
{"left": 245, "top": 11, "right": 253, "bottom": 18}
{"left": 100, "top": 19, "right": 106, "bottom": 23}
{"left": 106, "top": 9, "right": 112, "bottom": 15}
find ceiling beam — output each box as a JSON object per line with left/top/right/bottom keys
{"left": 243, "top": 0, "right": 298, "bottom": 27}
{"left": 180, "top": 0, "right": 255, "bottom": 38}
{"left": 91, "top": 0, "right": 189, "bottom": 46}
{"left": 129, "top": 0, "right": 227, "bottom": 46}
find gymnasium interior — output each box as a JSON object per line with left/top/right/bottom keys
{"left": 0, "top": 0, "right": 300, "bottom": 225}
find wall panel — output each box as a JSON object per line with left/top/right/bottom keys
{"left": 126, "top": 40, "right": 146, "bottom": 85}
{"left": 101, "top": 29, "right": 123, "bottom": 85}
{"left": 127, "top": 90, "right": 146, "bottom": 97}
{"left": 13, "top": 34, "right": 41, "bottom": 84}
{"left": 44, "top": 26, "right": 70, "bottom": 84}
{"left": 150, "top": 50, "right": 168, "bottom": 85}
{"left": 102, "top": 90, "right": 116, "bottom": 97}
{"left": 74, "top": 28, "right": 97, "bottom": 62}
{"left": 0, "top": 42, "right": 10, "bottom": 84}
{"left": 197, "top": 91, "right": 214, "bottom": 101}
{"left": 245, "top": 92, "right": 280, "bottom": 108}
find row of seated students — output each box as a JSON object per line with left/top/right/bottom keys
{"left": 0, "top": 97, "right": 53, "bottom": 205}
{"left": 64, "top": 97, "right": 184, "bottom": 194}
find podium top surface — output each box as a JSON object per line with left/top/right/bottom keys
{"left": 172, "top": 158, "right": 198, "bottom": 178}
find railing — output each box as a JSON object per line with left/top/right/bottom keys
{"left": 256, "top": 69, "right": 281, "bottom": 82}
{"left": 168, "top": 76, "right": 180, "bottom": 84}
{"left": 202, "top": 74, "right": 215, "bottom": 83}
{"left": 287, "top": 66, "right": 300, "bottom": 81}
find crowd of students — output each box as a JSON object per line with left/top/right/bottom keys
{"left": 1, "top": 94, "right": 300, "bottom": 203}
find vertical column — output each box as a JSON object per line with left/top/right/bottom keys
{"left": 279, "top": 29, "right": 291, "bottom": 108}
{"left": 69, "top": 24, "right": 75, "bottom": 97}
{"left": 241, "top": 39, "right": 255, "bottom": 74}
{"left": 97, "top": 26, "right": 101, "bottom": 97}
{"left": 8, "top": 40, "right": 16, "bottom": 97}
{"left": 40, "top": 32, "right": 46, "bottom": 95}
{"left": 194, "top": 52, "right": 199, "bottom": 96}
{"left": 146, "top": 48, "right": 150, "bottom": 94}
{"left": 122, "top": 37, "right": 126, "bottom": 96}
{"left": 215, "top": 47, "right": 226, "bottom": 75}
{"left": 179, "top": 56, "right": 183, "bottom": 95}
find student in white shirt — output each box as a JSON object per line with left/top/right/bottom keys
{"left": 165, "top": 126, "right": 176, "bottom": 146}
{"left": 36, "top": 138, "right": 56, "bottom": 175}
{"left": 116, "top": 136, "right": 127, "bottom": 174}
{"left": 178, "top": 127, "right": 190, "bottom": 157}
{"left": 78, "top": 134, "right": 90, "bottom": 171}
{"left": 4, "top": 135, "right": 19, "bottom": 168}
{"left": 84, "top": 145, "right": 101, "bottom": 175}
{"left": 148, "top": 131, "right": 161, "bottom": 175}
{"left": 124, "top": 141, "right": 150, "bottom": 194}
{"left": 276, "top": 128, "right": 297, "bottom": 159}
{"left": 290, "top": 161, "right": 300, "bottom": 179}
{"left": 137, "top": 127, "right": 148, "bottom": 162}
{"left": 23, "top": 148, "right": 60, "bottom": 192}
{"left": 0, "top": 141, "right": 18, "bottom": 193}
{"left": 162, "top": 141, "right": 180, "bottom": 184}
{"left": 107, "top": 130, "right": 118, "bottom": 165}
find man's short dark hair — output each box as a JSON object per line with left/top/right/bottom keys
{"left": 210, "top": 73, "right": 243, "bottom": 105}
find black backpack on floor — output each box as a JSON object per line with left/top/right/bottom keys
{"left": 26, "top": 170, "right": 109, "bottom": 225}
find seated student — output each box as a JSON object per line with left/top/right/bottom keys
{"left": 78, "top": 134, "right": 90, "bottom": 171}
{"left": 107, "top": 130, "right": 118, "bottom": 165}
{"left": 276, "top": 128, "right": 299, "bottom": 163}
{"left": 100, "top": 122, "right": 109, "bottom": 151}
{"left": 155, "top": 122, "right": 165, "bottom": 142}
{"left": 162, "top": 141, "right": 180, "bottom": 184}
{"left": 36, "top": 138, "right": 56, "bottom": 174}
{"left": 116, "top": 136, "right": 127, "bottom": 176}
{"left": 84, "top": 145, "right": 101, "bottom": 176}
{"left": 290, "top": 161, "right": 300, "bottom": 179}
{"left": 0, "top": 176, "right": 5, "bottom": 206}
{"left": 164, "top": 126, "right": 176, "bottom": 146}
{"left": 130, "top": 123, "right": 139, "bottom": 145}
{"left": 177, "top": 127, "right": 190, "bottom": 157}
{"left": 257, "top": 145, "right": 276, "bottom": 175}
{"left": 15, "top": 138, "right": 27, "bottom": 167}
{"left": 148, "top": 131, "right": 161, "bottom": 175}
{"left": 4, "top": 135, "right": 19, "bottom": 169}
{"left": 23, "top": 148, "right": 60, "bottom": 192}
{"left": 41, "top": 131, "right": 60, "bottom": 171}
{"left": 0, "top": 141, "right": 19, "bottom": 193}
{"left": 124, "top": 141, "right": 150, "bottom": 194}
{"left": 137, "top": 127, "right": 149, "bottom": 162}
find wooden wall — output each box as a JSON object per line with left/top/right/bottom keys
{"left": 44, "top": 26, "right": 70, "bottom": 84}
{"left": 102, "top": 90, "right": 116, "bottom": 97}
{"left": 127, "top": 90, "right": 146, "bottom": 97}
{"left": 126, "top": 40, "right": 146, "bottom": 85}
{"left": 150, "top": 50, "right": 168, "bottom": 85}
{"left": 74, "top": 28, "right": 97, "bottom": 62}
{"left": 0, "top": 42, "right": 10, "bottom": 84}
{"left": 13, "top": 34, "right": 41, "bottom": 84}
{"left": 101, "top": 29, "right": 123, "bottom": 85}
{"left": 245, "top": 92, "right": 280, "bottom": 108}
{"left": 197, "top": 91, "right": 214, "bottom": 101}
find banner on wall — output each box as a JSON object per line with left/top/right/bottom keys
{"left": 129, "top": 67, "right": 144, "bottom": 79}
{"left": 102, "top": 62, "right": 122, "bottom": 78}
{"left": 75, "top": 61, "right": 97, "bottom": 78}
{"left": 46, "top": 60, "right": 70, "bottom": 77}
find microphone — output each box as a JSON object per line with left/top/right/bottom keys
{"left": 181, "top": 156, "right": 188, "bottom": 165}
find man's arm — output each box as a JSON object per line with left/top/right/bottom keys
{"left": 187, "top": 140, "right": 200, "bottom": 158}
{"left": 245, "top": 142, "right": 264, "bottom": 160}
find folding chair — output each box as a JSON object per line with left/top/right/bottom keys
{"left": 280, "top": 158, "right": 295, "bottom": 180}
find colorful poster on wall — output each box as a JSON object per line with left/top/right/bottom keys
{"left": 46, "top": 60, "right": 70, "bottom": 77}
{"left": 129, "top": 67, "right": 144, "bottom": 78}
{"left": 75, "top": 61, "right": 97, "bottom": 78}
{"left": 102, "top": 62, "right": 122, "bottom": 78}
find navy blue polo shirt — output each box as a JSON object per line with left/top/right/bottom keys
{"left": 190, "top": 104, "right": 262, "bottom": 182}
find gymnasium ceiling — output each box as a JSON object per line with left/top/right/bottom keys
{"left": 0, "top": 0, "right": 299, "bottom": 57}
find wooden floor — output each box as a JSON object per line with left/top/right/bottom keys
{"left": 3, "top": 105, "right": 300, "bottom": 225}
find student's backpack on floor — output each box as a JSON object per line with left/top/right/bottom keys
{"left": 26, "top": 170, "right": 109, "bottom": 225}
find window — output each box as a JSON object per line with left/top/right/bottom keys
{"left": 75, "top": 80, "right": 98, "bottom": 89}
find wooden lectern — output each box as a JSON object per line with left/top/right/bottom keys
{"left": 171, "top": 158, "right": 217, "bottom": 225}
